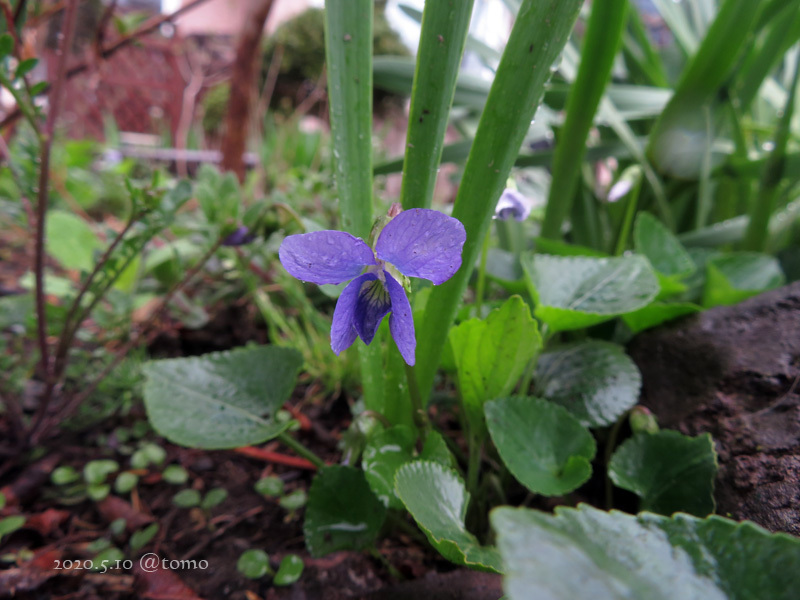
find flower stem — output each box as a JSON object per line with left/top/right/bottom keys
{"left": 474, "top": 228, "right": 490, "bottom": 318}
{"left": 604, "top": 411, "right": 628, "bottom": 509}
{"left": 277, "top": 432, "right": 326, "bottom": 469}
{"left": 404, "top": 363, "right": 429, "bottom": 434}
{"left": 466, "top": 434, "right": 482, "bottom": 498}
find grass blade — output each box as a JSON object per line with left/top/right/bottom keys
{"left": 400, "top": 0, "right": 475, "bottom": 210}
{"left": 415, "top": 0, "right": 583, "bottom": 398}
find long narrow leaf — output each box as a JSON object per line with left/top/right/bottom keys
{"left": 415, "top": 0, "right": 583, "bottom": 398}
{"left": 540, "top": 0, "right": 628, "bottom": 239}
{"left": 401, "top": 0, "right": 475, "bottom": 210}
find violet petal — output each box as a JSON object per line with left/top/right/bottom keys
{"left": 353, "top": 275, "right": 392, "bottom": 346}
{"left": 375, "top": 208, "right": 466, "bottom": 285}
{"left": 384, "top": 272, "right": 415, "bottom": 366}
{"left": 494, "top": 188, "right": 533, "bottom": 221}
{"left": 279, "top": 231, "right": 376, "bottom": 285}
{"left": 331, "top": 273, "right": 374, "bottom": 355}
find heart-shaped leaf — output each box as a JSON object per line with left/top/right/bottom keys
{"left": 142, "top": 346, "right": 302, "bottom": 448}
{"left": 622, "top": 301, "right": 700, "bottom": 333}
{"left": 492, "top": 504, "right": 800, "bottom": 600}
{"left": 395, "top": 461, "right": 502, "bottom": 572}
{"left": 522, "top": 253, "right": 659, "bottom": 331}
{"left": 535, "top": 341, "right": 641, "bottom": 428}
{"left": 703, "top": 253, "right": 784, "bottom": 307}
{"left": 448, "top": 296, "right": 541, "bottom": 437}
{"left": 485, "top": 397, "right": 595, "bottom": 496}
{"left": 304, "top": 466, "right": 386, "bottom": 557}
{"left": 609, "top": 430, "right": 717, "bottom": 517}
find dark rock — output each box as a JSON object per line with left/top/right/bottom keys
{"left": 630, "top": 282, "right": 800, "bottom": 535}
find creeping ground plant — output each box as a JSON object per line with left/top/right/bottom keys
{"left": 279, "top": 205, "right": 466, "bottom": 365}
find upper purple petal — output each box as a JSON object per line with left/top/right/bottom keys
{"left": 331, "top": 273, "right": 375, "bottom": 355}
{"left": 279, "top": 231, "right": 376, "bottom": 285}
{"left": 353, "top": 275, "right": 393, "bottom": 346}
{"left": 375, "top": 209, "right": 466, "bottom": 285}
{"left": 384, "top": 273, "right": 415, "bottom": 365}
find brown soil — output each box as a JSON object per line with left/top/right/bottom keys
{"left": 629, "top": 282, "right": 800, "bottom": 535}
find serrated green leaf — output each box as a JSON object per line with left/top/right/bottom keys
{"left": 142, "top": 346, "right": 302, "bottom": 449}
{"left": 304, "top": 466, "right": 386, "bottom": 557}
{"left": 362, "top": 426, "right": 416, "bottom": 510}
{"left": 703, "top": 253, "right": 784, "bottom": 307}
{"left": 485, "top": 397, "right": 595, "bottom": 496}
{"left": 394, "top": 461, "right": 502, "bottom": 572}
{"left": 534, "top": 341, "right": 641, "bottom": 428}
{"left": 492, "top": 503, "right": 800, "bottom": 600}
{"left": 609, "top": 431, "right": 717, "bottom": 517}
{"left": 634, "top": 212, "right": 696, "bottom": 279}
{"left": 622, "top": 301, "right": 701, "bottom": 333}
{"left": 522, "top": 253, "right": 660, "bottom": 331}
{"left": 274, "top": 554, "right": 304, "bottom": 586}
{"left": 449, "top": 296, "right": 541, "bottom": 437}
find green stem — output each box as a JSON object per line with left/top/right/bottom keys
{"left": 604, "top": 412, "right": 627, "bottom": 510}
{"left": 613, "top": 175, "right": 642, "bottom": 256}
{"left": 277, "top": 432, "right": 325, "bottom": 469}
{"left": 466, "top": 434, "right": 482, "bottom": 498}
{"left": 404, "top": 363, "right": 429, "bottom": 434}
{"left": 474, "top": 229, "right": 490, "bottom": 318}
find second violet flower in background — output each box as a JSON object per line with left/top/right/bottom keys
{"left": 279, "top": 207, "right": 466, "bottom": 366}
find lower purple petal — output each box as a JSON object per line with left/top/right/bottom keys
{"left": 353, "top": 275, "right": 393, "bottom": 346}
{"left": 384, "top": 273, "right": 416, "bottom": 366}
{"left": 331, "top": 273, "right": 374, "bottom": 355}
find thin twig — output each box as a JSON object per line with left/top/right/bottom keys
{"left": 29, "top": 0, "right": 80, "bottom": 438}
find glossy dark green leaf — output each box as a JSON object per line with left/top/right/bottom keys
{"left": 609, "top": 431, "right": 717, "bottom": 517}
{"left": 622, "top": 301, "right": 701, "bottom": 333}
{"left": 395, "top": 461, "right": 502, "bottom": 572}
{"left": 485, "top": 397, "right": 595, "bottom": 496}
{"left": 522, "top": 253, "right": 659, "bottom": 331}
{"left": 362, "top": 425, "right": 416, "bottom": 509}
{"left": 142, "top": 346, "right": 302, "bottom": 449}
{"left": 702, "top": 253, "right": 784, "bottom": 307}
{"left": 535, "top": 341, "right": 641, "bottom": 428}
{"left": 634, "top": 212, "right": 695, "bottom": 279}
{"left": 493, "top": 503, "right": 800, "bottom": 600}
{"left": 449, "top": 296, "right": 542, "bottom": 437}
{"left": 304, "top": 466, "right": 386, "bottom": 557}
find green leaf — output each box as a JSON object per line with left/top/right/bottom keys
{"left": 609, "top": 431, "right": 717, "bottom": 517}
{"left": 634, "top": 212, "right": 696, "bottom": 279}
{"left": 279, "top": 489, "right": 307, "bottom": 512}
{"left": 703, "top": 253, "right": 784, "bottom": 307}
{"left": 415, "top": 0, "right": 584, "bottom": 400}
{"left": 622, "top": 301, "right": 701, "bottom": 333}
{"left": 201, "top": 488, "right": 228, "bottom": 510}
{"left": 255, "top": 476, "right": 284, "bottom": 497}
{"left": 485, "top": 397, "right": 595, "bottom": 496}
{"left": 304, "top": 466, "right": 386, "bottom": 557}
{"left": 522, "top": 253, "right": 660, "bottom": 331}
{"left": 274, "top": 554, "right": 304, "bottom": 586}
{"left": 535, "top": 341, "right": 641, "bottom": 428}
{"left": 362, "top": 425, "right": 416, "bottom": 509}
{"left": 400, "top": 0, "right": 474, "bottom": 210}
{"left": 162, "top": 465, "right": 189, "bottom": 485}
{"left": 142, "top": 346, "right": 302, "bottom": 449}
{"left": 394, "top": 461, "right": 502, "bottom": 572}
{"left": 448, "top": 296, "right": 542, "bottom": 437}
{"left": 0, "top": 33, "right": 13, "bottom": 58}
{"left": 130, "top": 523, "right": 159, "bottom": 551}
{"left": 114, "top": 472, "right": 138, "bottom": 494}
{"left": 84, "top": 460, "right": 119, "bottom": 485}
{"left": 533, "top": 238, "right": 609, "bottom": 258}
{"left": 15, "top": 58, "right": 38, "bottom": 79}
{"left": 172, "top": 489, "right": 201, "bottom": 508}
{"left": 92, "top": 547, "right": 125, "bottom": 570}
{"left": 52, "top": 465, "right": 81, "bottom": 485}
{"left": 237, "top": 549, "right": 270, "bottom": 579}
{"left": 492, "top": 503, "right": 800, "bottom": 600}
{"left": 87, "top": 484, "right": 110, "bottom": 501}
{"left": 540, "top": 0, "right": 629, "bottom": 238}
{"left": 45, "top": 210, "right": 102, "bottom": 272}
{"left": 0, "top": 516, "right": 25, "bottom": 542}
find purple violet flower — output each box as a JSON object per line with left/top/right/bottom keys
{"left": 279, "top": 208, "right": 466, "bottom": 365}
{"left": 222, "top": 225, "right": 256, "bottom": 247}
{"left": 494, "top": 188, "right": 534, "bottom": 221}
